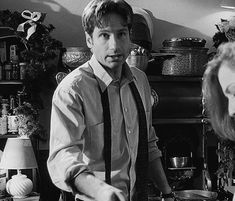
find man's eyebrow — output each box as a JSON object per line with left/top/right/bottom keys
{"left": 98, "top": 27, "right": 129, "bottom": 32}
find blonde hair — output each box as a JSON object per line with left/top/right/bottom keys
{"left": 203, "top": 42, "right": 235, "bottom": 141}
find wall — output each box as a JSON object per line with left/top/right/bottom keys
{"left": 1, "top": 0, "right": 235, "bottom": 51}
{"left": 1, "top": 0, "right": 235, "bottom": 149}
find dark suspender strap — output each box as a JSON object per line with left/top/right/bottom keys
{"left": 100, "top": 81, "right": 148, "bottom": 201}
{"left": 129, "top": 81, "right": 149, "bottom": 201}
{"left": 100, "top": 88, "right": 112, "bottom": 185}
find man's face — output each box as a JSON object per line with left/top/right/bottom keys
{"left": 86, "top": 13, "right": 131, "bottom": 70}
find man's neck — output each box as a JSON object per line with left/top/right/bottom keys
{"left": 104, "top": 65, "right": 123, "bottom": 81}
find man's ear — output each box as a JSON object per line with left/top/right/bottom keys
{"left": 85, "top": 32, "right": 93, "bottom": 49}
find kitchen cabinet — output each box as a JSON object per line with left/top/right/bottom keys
{"left": 148, "top": 75, "right": 218, "bottom": 191}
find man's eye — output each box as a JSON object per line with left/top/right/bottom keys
{"left": 119, "top": 32, "right": 127, "bottom": 38}
{"left": 100, "top": 33, "right": 109, "bottom": 39}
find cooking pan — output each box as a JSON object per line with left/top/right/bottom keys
{"left": 174, "top": 190, "right": 218, "bottom": 201}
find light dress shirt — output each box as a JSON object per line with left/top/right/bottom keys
{"left": 47, "top": 55, "right": 162, "bottom": 201}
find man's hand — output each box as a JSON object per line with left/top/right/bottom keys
{"left": 95, "top": 183, "right": 125, "bottom": 201}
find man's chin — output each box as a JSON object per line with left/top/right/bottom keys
{"left": 107, "top": 61, "right": 123, "bottom": 68}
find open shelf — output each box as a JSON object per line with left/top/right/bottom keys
{"left": 0, "top": 80, "right": 23, "bottom": 85}
{"left": 0, "top": 134, "right": 18, "bottom": 139}
{"left": 148, "top": 75, "right": 203, "bottom": 82}
{"left": 152, "top": 118, "right": 209, "bottom": 124}
{"left": 168, "top": 167, "right": 196, "bottom": 170}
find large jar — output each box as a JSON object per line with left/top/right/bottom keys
{"left": 160, "top": 37, "right": 209, "bottom": 76}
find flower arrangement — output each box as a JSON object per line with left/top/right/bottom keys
{"left": 14, "top": 102, "right": 46, "bottom": 140}
{"left": 216, "top": 140, "right": 235, "bottom": 189}
{"left": 212, "top": 17, "right": 235, "bottom": 48}
{"left": 0, "top": 9, "right": 64, "bottom": 82}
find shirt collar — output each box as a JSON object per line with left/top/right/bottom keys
{"left": 88, "top": 55, "right": 135, "bottom": 92}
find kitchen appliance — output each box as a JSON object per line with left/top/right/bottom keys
{"left": 148, "top": 76, "right": 216, "bottom": 191}
{"left": 158, "top": 37, "right": 209, "bottom": 76}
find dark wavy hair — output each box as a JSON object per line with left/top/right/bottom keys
{"left": 82, "top": 0, "right": 133, "bottom": 36}
{"left": 203, "top": 42, "right": 235, "bottom": 141}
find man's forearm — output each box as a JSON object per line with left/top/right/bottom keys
{"left": 72, "top": 172, "right": 107, "bottom": 198}
{"left": 148, "top": 158, "right": 172, "bottom": 194}
{"left": 72, "top": 173, "right": 125, "bottom": 201}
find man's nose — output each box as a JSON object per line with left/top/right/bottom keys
{"left": 109, "top": 35, "right": 119, "bottom": 49}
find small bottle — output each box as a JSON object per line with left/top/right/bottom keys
{"left": 0, "top": 59, "right": 3, "bottom": 80}
{"left": 4, "top": 63, "right": 12, "bottom": 80}
{"left": 11, "top": 55, "right": 19, "bottom": 80}
{"left": 8, "top": 95, "right": 18, "bottom": 134}
{"left": 8, "top": 95, "right": 15, "bottom": 115}
{"left": 9, "top": 45, "right": 17, "bottom": 61}
{"left": 0, "top": 99, "right": 9, "bottom": 135}
{"left": 17, "top": 91, "right": 23, "bottom": 107}
{"left": 19, "top": 62, "right": 27, "bottom": 80}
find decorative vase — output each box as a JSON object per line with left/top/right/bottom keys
{"left": 6, "top": 172, "right": 33, "bottom": 198}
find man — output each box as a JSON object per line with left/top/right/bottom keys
{"left": 47, "top": 0, "right": 174, "bottom": 201}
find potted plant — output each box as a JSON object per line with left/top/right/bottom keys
{"left": 216, "top": 139, "right": 235, "bottom": 189}
{"left": 13, "top": 102, "right": 46, "bottom": 141}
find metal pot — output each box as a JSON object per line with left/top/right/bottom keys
{"left": 162, "top": 37, "right": 206, "bottom": 48}
{"left": 160, "top": 37, "right": 209, "bottom": 76}
{"left": 174, "top": 190, "right": 218, "bottom": 201}
{"left": 169, "top": 156, "right": 189, "bottom": 168}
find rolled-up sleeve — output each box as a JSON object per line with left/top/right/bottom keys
{"left": 47, "top": 86, "right": 92, "bottom": 192}
{"left": 143, "top": 74, "right": 162, "bottom": 162}
{"left": 148, "top": 125, "right": 162, "bottom": 162}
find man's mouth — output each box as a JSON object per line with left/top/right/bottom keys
{"left": 108, "top": 54, "right": 123, "bottom": 61}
